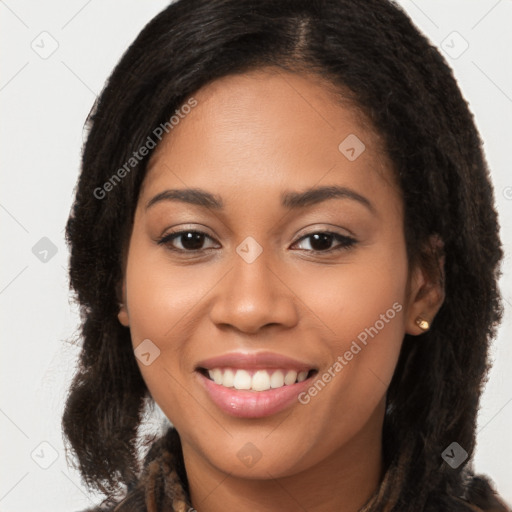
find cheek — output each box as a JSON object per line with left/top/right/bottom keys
{"left": 296, "top": 242, "right": 408, "bottom": 418}
{"left": 122, "top": 238, "right": 220, "bottom": 415}
{"left": 123, "top": 240, "right": 209, "bottom": 343}
{"left": 298, "top": 243, "right": 408, "bottom": 348}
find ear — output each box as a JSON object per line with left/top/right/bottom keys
{"left": 405, "top": 234, "right": 445, "bottom": 336}
{"left": 117, "top": 278, "right": 130, "bottom": 327}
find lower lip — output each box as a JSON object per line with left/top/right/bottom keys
{"left": 197, "top": 371, "right": 314, "bottom": 418}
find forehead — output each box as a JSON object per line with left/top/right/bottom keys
{"left": 140, "top": 67, "right": 398, "bottom": 209}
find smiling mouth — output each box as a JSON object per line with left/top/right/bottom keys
{"left": 197, "top": 367, "right": 318, "bottom": 392}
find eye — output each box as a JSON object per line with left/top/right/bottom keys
{"left": 157, "top": 230, "right": 218, "bottom": 252}
{"left": 292, "top": 231, "right": 357, "bottom": 253}
{"left": 157, "top": 229, "right": 356, "bottom": 254}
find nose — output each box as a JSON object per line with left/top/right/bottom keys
{"left": 209, "top": 249, "right": 299, "bottom": 335}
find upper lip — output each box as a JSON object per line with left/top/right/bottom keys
{"left": 196, "top": 351, "right": 317, "bottom": 372}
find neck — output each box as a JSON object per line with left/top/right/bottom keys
{"left": 181, "top": 402, "right": 385, "bottom": 512}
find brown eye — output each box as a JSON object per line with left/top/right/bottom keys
{"left": 157, "top": 230, "right": 218, "bottom": 252}
{"left": 293, "top": 232, "right": 357, "bottom": 253}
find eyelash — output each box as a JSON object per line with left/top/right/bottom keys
{"left": 156, "top": 229, "right": 357, "bottom": 255}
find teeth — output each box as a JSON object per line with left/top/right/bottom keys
{"left": 233, "top": 369, "right": 252, "bottom": 390}
{"left": 297, "top": 370, "right": 308, "bottom": 382}
{"left": 252, "top": 370, "right": 271, "bottom": 391}
{"left": 284, "top": 370, "right": 297, "bottom": 385}
{"left": 206, "top": 368, "right": 311, "bottom": 391}
{"left": 222, "top": 368, "right": 235, "bottom": 388}
{"left": 211, "top": 368, "right": 223, "bottom": 385}
{"left": 270, "top": 370, "right": 284, "bottom": 388}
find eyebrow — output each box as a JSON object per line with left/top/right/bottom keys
{"left": 145, "top": 185, "right": 375, "bottom": 214}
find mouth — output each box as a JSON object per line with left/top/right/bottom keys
{"left": 196, "top": 367, "right": 318, "bottom": 392}
{"left": 194, "top": 351, "right": 319, "bottom": 418}
{"left": 195, "top": 362, "right": 318, "bottom": 419}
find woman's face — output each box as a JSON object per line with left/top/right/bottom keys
{"left": 118, "top": 68, "right": 432, "bottom": 482}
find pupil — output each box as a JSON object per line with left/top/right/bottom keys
{"left": 182, "top": 232, "right": 204, "bottom": 250}
{"left": 310, "top": 233, "right": 333, "bottom": 251}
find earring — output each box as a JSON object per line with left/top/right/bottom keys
{"left": 415, "top": 316, "right": 430, "bottom": 331}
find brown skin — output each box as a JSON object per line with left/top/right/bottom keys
{"left": 118, "top": 68, "right": 444, "bottom": 512}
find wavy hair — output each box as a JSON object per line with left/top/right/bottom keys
{"left": 62, "top": 0, "right": 506, "bottom": 510}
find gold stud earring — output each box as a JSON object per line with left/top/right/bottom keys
{"left": 415, "top": 316, "right": 430, "bottom": 331}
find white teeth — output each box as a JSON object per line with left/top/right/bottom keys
{"left": 284, "top": 370, "right": 298, "bottom": 385}
{"left": 251, "top": 370, "right": 271, "bottom": 391}
{"left": 223, "top": 368, "right": 235, "bottom": 388}
{"left": 233, "top": 369, "right": 252, "bottom": 390}
{"left": 270, "top": 370, "right": 284, "bottom": 388}
{"left": 211, "top": 368, "right": 223, "bottom": 385}
{"left": 297, "top": 370, "right": 308, "bottom": 382}
{"left": 205, "top": 368, "right": 311, "bottom": 391}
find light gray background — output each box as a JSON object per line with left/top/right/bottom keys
{"left": 1, "top": 1, "right": 511, "bottom": 510}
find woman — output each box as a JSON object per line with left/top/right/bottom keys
{"left": 62, "top": 0, "right": 511, "bottom": 510}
